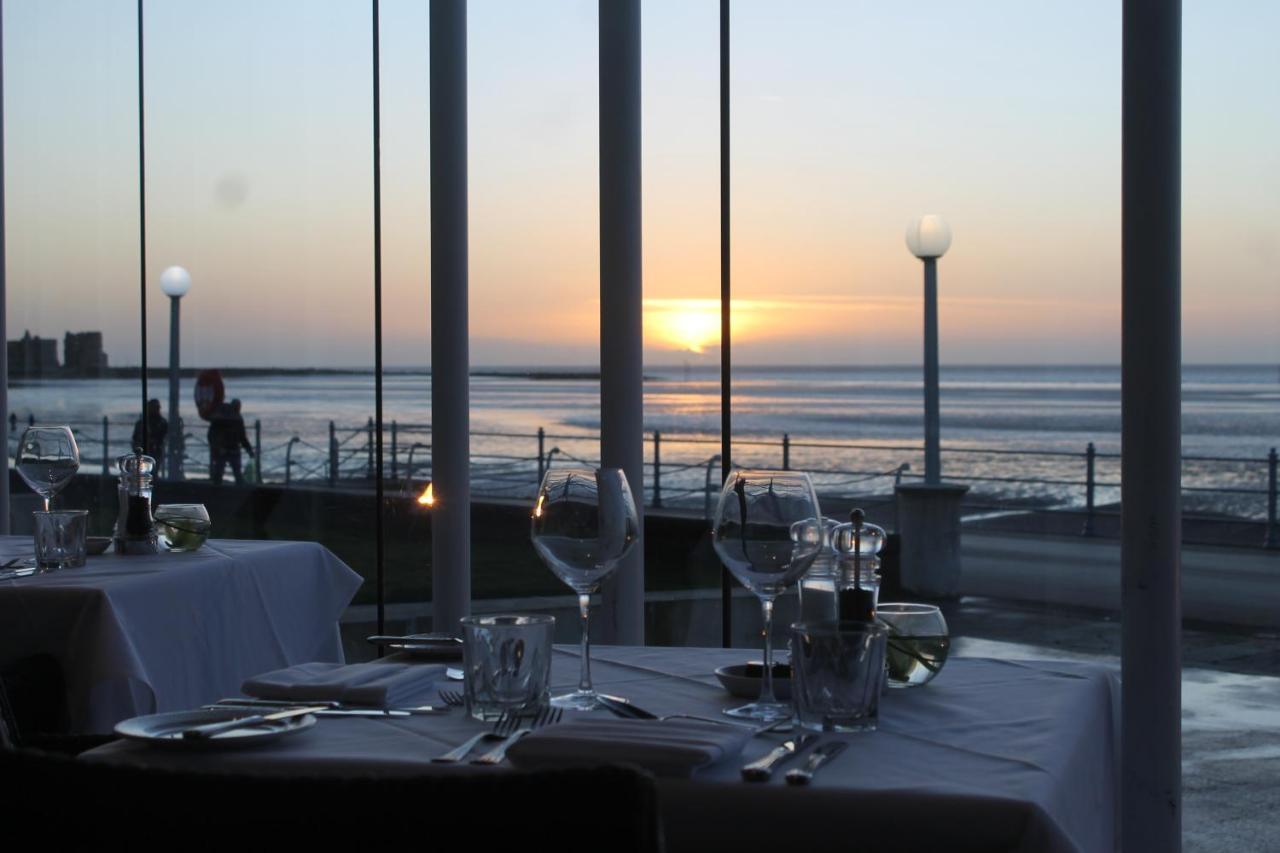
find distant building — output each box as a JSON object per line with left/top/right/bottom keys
{"left": 7, "top": 331, "right": 59, "bottom": 378}
{"left": 64, "top": 331, "right": 108, "bottom": 376}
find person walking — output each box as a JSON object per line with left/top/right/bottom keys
{"left": 207, "top": 398, "right": 254, "bottom": 485}
{"left": 132, "top": 399, "right": 169, "bottom": 472}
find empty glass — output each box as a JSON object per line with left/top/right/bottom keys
{"left": 461, "top": 614, "right": 555, "bottom": 722}
{"left": 16, "top": 426, "right": 80, "bottom": 511}
{"left": 712, "top": 470, "right": 824, "bottom": 721}
{"left": 154, "top": 504, "right": 211, "bottom": 551}
{"left": 790, "top": 620, "right": 888, "bottom": 732}
{"left": 878, "top": 603, "right": 951, "bottom": 688}
{"left": 33, "top": 510, "right": 89, "bottom": 571}
{"left": 531, "top": 467, "right": 639, "bottom": 711}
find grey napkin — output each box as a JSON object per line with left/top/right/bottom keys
{"left": 242, "top": 662, "right": 444, "bottom": 707}
{"left": 506, "top": 718, "right": 751, "bottom": 778}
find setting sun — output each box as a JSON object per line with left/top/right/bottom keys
{"left": 645, "top": 299, "right": 723, "bottom": 354}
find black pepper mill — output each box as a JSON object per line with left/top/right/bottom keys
{"left": 114, "top": 449, "right": 159, "bottom": 555}
{"left": 836, "top": 509, "right": 878, "bottom": 624}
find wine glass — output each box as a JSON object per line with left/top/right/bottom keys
{"left": 16, "top": 426, "right": 81, "bottom": 511}
{"left": 531, "top": 467, "right": 640, "bottom": 711}
{"left": 712, "top": 470, "right": 824, "bottom": 721}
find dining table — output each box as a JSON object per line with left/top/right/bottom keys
{"left": 84, "top": 644, "right": 1119, "bottom": 853}
{"left": 0, "top": 536, "right": 362, "bottom": 732}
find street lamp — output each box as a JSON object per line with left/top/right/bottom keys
{"left": 905, "top": 215, "right": 951, "bottom": 485}
{"left": 159, "top": 265, "right": 191, "bottom": 480}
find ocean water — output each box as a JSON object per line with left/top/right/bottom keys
{"left": 7, "top": 364, "right": 1278, "bottom": 517}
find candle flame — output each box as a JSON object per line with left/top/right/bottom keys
{"left": 418, "top": 482, "right": 434, "bottom": 507}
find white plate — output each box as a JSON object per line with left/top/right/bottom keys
{"left": 114, "top": 708, "right": 317, "bottom": 750}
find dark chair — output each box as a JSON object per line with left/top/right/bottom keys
{"left": 0, "top": 656, "right": 110, "bottom": 754}
{"left": 0, "top": 747, "right": 663, "bottom": 852}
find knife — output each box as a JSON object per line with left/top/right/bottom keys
{"left": 181, "top": 705, "right": 328, "bottom": 740}
{"left": 208, "top": 702, "right": 445, "bottom": 717}
{"left": 740, "top": 733, "right": 818, "bottom": 781}
{"left": 597, "top": 694, "right": 658, "bottom": 720}
{"left": 784, "top": 740, "right": 848, "bottom": 786}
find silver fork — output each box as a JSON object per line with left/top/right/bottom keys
{"left": 438, "top": 689, "right": 465, "bottom": 708}
{"left": 471, "top": 706, "right": 562, "bottom": 766}
{"left": 432, "top": 710, "right": 516, "bottom": 764}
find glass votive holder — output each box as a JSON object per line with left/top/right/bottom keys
{"left": 789, "top": 620, "right": 888, "bottom": 732}
{"left": 153, "top": 504, "right": 211, "bottom": 552}
{"left": 461, "top": 614, "right": 554, "bottom": 722}
{"left": 878, "top": 603, "right": 951, "bottom": 688}
{"left": 33, "top": 510, "right": 89, "bottom": 571}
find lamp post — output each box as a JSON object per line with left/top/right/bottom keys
{"left": 905, "top": 215, "right": 952, "bottom": 485}
{"left": 895, "top": 215, "right": 967, "bottom": 600}
{"left": 159, "top": 265, "right": 190, "bottom": 480}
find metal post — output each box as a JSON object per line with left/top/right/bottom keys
{"left": 536, "top": 427, "right": 545, "bottom": 486}
{"left": 922, "top": 257, "right": 941, "bottom": 485}
{"left": 430, "top": 0, "right": 471, "bottom": 637}
{"left": 782, "top": 433, "right": 790, "bottom": 470}
{"left": 1121, "top": 1, "right": 1182, "bottom": 847}
{"left": 328, "top": 421, "right": 338, "bottom": 486}
{"left": 598, "top": 0, "right": 645, "bottom": 644}
{"left": 167, "top": 295, "right": 183, "bottom": 480}
{"left": 718, "top": 0, "right": 732, "bottom": 649}
{"left": 254, "top": 420, "right": 262, "bottom": 483}
{"left": 285, "top": 437, "right": 299, "bottom": 486}
{"left": 1083, "top": 442, "right": 1097, "bottom": 537}
{"left": 652, "top": 431, "right": 662, "bottom": 508}
{"left": 1265, "top": 448, "right": 1278, "bottom": 549}
{"left": 366, "top": 416, "right": 375, "bottom": 479}
{"left": 101, "top": 417, "right": 110, "bottom": 477}
{"left": 390, "top": 421, "right": 398, "bottom": 481}
{"left": 0, "top": 6, "right": 9, "bottom": 535}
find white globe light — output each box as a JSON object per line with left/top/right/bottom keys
{"left": 905, "top": 215, "right": 952, "bottom": 259}
{"left": 159, "top": 266, "right": 192, "bottom": 298}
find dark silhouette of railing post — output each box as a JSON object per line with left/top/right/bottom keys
{"left": 366, "top": 417, "right": 375, "bottom": 479}
{"left": 253, "top": 420, "right": 262, "bottom": 483}
{"left": 536, "top": 427, "right": 545, "bottom": 486}
{"left": 328, "top": 421, "right": 338, "bottom": 486}
{"left": 1266, "top": 448, "right": 1278, "bottom": 550}
{"left": 652, "top": 430, "right": 663, "bottom": 508}
{"left": 390, "top": 421, "right": 398, "bottom": 480}
{"left": 782, "top": 433, "right": 790, "bottom": 470}
{"left": 1083, "top": 442, "right": 1097, "bottom": 537}
{"left": 705, "top": 454, "right": 721, "bottom": 522}
{"left": 100, "top": 416, "right": 110, "bottom": 508}
{"left": 285, "top": 436, "right": 300, "bottom": 486}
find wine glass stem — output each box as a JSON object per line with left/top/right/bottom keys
{"left": 759, "top": 597, "right": 777, "bottom": 705}
{"left": 577, "top": 592, "right": 593, "bottom": 694}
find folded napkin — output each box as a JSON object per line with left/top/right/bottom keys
{"left": 506, "top": 718, "right": 751, "bottom": 778}
{"left": 242, "top": 662, "right": 444, "bottom": 707}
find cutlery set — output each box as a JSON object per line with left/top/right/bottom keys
{"left": 432, "top": 706, "right": 563, "bottom": 765}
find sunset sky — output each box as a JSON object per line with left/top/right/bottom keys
{"left": 4, "top": 0, "right": 1277, "bottom": 368}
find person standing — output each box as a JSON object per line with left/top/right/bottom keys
{"left": 207, "top": 398, "right": 254, "bottom": 485}
{"left": 132, "top": 399, "right": 169, "bottom": 471}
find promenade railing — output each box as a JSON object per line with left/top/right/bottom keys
{"left": 8, "top": 413, "right": 1277, "bottom": 549}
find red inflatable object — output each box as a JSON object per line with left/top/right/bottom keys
{"left": 194, "top": 369, "right": 226, "bottom": 421}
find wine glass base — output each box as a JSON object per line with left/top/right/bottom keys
{"left": 551, "top": 690, "right": 602, "bottom": 712}
{"left": 724, "top": 700, "right": 793, "bottom": 722}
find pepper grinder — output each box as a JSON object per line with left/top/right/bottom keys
{"left": 834, "top": 508, "right": 885, "bottom": 624}
{"left": 114, "top": 449, "right": 159, "bottom": 555}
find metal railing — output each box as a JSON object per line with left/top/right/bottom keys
{"left": 8, "top": 413, "right": 1278, "bottom": 548}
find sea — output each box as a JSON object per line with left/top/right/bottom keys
{"left": 7, "top": 364, "right": 1279, "bottom": 518}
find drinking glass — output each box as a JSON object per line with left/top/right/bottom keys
{"left": 33, "top": 510, "right": 89, "bottom": 571}
{"left": 790, "top": 620, "right": 888, "bottom": 732}
{"left": 531, "top": 468, "right": 639, "bottom": 710}
{"left": 154, "top": 504, "right": 211, "bottom": 551}
{"left": 712, "top": 470, "right": 824, "bottom": 720}
{"left": 461, "top": 614, "right": 555, "bottom": 722}
{"left": 878, "top": 603, "right": 951, "bottom": 688}
{"left": 16, "top": 426, "right": 80, "bottom": 511}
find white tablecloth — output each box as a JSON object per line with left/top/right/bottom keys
{"left": 85, "top": 646, "right": 1118, "bottom": 852}
{"left": 0, "top": 537, "right": 362, "bottom": 732}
